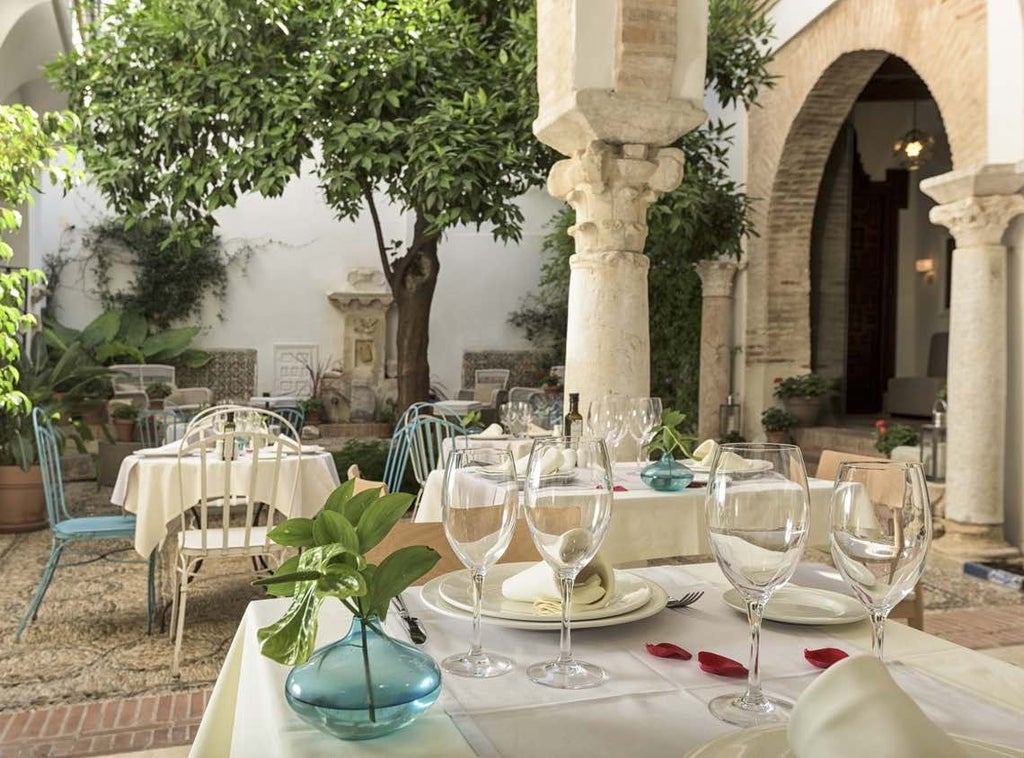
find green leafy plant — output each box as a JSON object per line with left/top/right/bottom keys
{"left": 772, "top": 373, "right": 831, "bottom": 399}
{"left": 110, "top": 404, "right": 139, "bottom": 420}
{"left": 461, "top": 410, "right": 482, "bottom": 428}
{"left": 146, "top": 381, "right": 173, "bottom": 399}
{"left": 761, "top": 406, "right": 797, "bottom": 432}
{"left": 301, "top": 397, "right": 326, "bottom": 418}
{"left": 540, "top": 373, "right": 562, "bottom": 389}
{"left": 252, "top": 482, "right": 441, "bottom": 718}
{"left": 718, "top": 430, "right": 746, "bottom": 444}
{"left": 647, "top": 409, "right": 696, "bottom": 460}
{"left": 873, "top": 419, "right": 919, "bottom": 456}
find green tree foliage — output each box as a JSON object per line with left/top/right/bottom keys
{"left": 509, "top": 0, "right": 774, "bottom": 422}
{"left": 48, "top": 0, "right": 551, "bottom": 410}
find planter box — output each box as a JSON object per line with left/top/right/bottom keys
{"left": 783, "top": 397, "right": 823, "bottom": 427}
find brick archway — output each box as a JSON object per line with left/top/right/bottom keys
{"left": 740, "top": 0, "right": 987, "bottom": 435}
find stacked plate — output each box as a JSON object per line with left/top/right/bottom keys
{"left": 421, "top": 562, "right": 669, "bottom": 631}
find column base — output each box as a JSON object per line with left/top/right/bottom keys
{"left": 932, "top": 520, "right": 1019, "bottom": 560}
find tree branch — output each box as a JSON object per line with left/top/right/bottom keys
{"left": 361, "top": 182, "right": 393, "bottom": 288}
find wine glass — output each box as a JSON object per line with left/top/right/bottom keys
{"left": 627, "top": 397, "right": 663, "bottom": 464}
{"left": 829, "top": 461, "right": 931, "bottom": 662}
{"left": 587, "top": 396, "right": 627, "bottom": 461}
{"left": 522, "top": 436, "right": 613, "bottom": 689}
{"left": 704, "top": 443, "right": 809, "bottom": 726}
{"left": 441, "top": 447, "right": 519, "bottom": 677}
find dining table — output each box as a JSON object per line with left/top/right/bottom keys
{"left": 414, "top": 462, "right": 835, "bottom": 563}
{"left": 110, "top": 444, "right": 342, "bottom": 558}
{"left": 190, "top": 561, "right": 1024, "bottom": 757}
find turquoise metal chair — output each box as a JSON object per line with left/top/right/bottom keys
{"left": 406, "top": 414, "right": 467, "bottom": 518}
{"left": 17, "top": 408, "right": 155, "bottom": 641}
{"left": 383, "top": 402, "right": 439, "bottom": 494}
{"left": 137, "top": 409, "right": 181, "bottom": 448}
{"left": 276, "top": 407, "right": 304, "bottom": 439}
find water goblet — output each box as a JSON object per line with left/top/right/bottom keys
{"left": 704, "top": 443, "right": 810, "bottom": 726}
{"left": 627, "top": 397, "right": 663, "bottom": 464}
{"left": 441, "top": 447, "right": 518, "bottom": 677}
{"left": 522, "top": 436, "right": 614, "bottom": 689}
{"left": 829, "top": 461, "right": 931, "bottom": 661}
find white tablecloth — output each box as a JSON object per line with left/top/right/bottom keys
{"left": 192, "top": 562, "right": 1024, "bottom": 757}
{"left": 415, "top": 464, "right": 834, "bottom": 563}
{"left": 111, "top": 451, "right": 341, "bottom": 557}
{"left": 440, "top": 436, "right": 537, "bottom": 467}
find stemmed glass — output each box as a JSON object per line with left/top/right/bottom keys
{"left": 441, "top": 447, "right": 519, "bottom": 677}
{"left": 587, "top": 396, "right": 628, "bottom": 462}
{"left": 704, "top": 443, "right": 809, "bottom": 726}
{"left": 522, "top": 436, "right": 613, "bottom": 689}
{"left": 829, "top": 461, "right": 931, "bottom": 662}
{"left": 627, "top": 397, "right": 663, "bottom": 464}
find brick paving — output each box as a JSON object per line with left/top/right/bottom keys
{"left": 0, "top": 690, "right": 209, "bottom": 758}
{"left": 924, "top": 605, "right": 1024, "bottom": 650}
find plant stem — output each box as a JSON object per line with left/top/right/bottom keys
{"left": 360, "top": 619, "right": 377, "bottom": 723}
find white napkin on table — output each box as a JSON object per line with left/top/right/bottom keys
{"left": 513, "top": 447, "right": 576, "bottom": 478}
{"left": 691, "top": 439, "right": 718, "bottom": 464}
{"left": 502, "top": 545, "right": 616, "bottom": 613}
{"left": 474, "top": 423, "right": 505, "bottom": 439}
{"left": 526, "top": 422, "right": 552, "bottom": 437}
{"left": 788, "top": 655, "right": 967, "bottom": 757}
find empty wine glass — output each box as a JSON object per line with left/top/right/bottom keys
{"left": 705, "top": 443, "right": 809, "bottom": 726}
{"left": 587, "top": 395, "right": 628, "bottom": 462}
{"left": 829, "top": 461, "right": 931, "bottom": 662}
{"left": 441, "top": 447, "right": 519, "bottom": 677}
{"left": 523, "top": 436, "right": 613, "bottom": 689}
{"left": 627, "top": 397, "right": 663, "bottom": 464}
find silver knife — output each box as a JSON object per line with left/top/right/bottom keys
{"left": 393, "top": 593, "right": 427, "bottom": 644}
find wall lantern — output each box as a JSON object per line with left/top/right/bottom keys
{"left": 919, "top": 398, "right": 947, "bottom": 481}
{"left": 914, "top": 257, "right": 936, "bottom": 283}
{"left": 892, "top": 101, "right": 936, "bottom": 171}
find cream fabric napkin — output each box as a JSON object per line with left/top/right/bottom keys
{"left": 501, "top": 549, "right": 615, "bottom": 613}
{"left": 691, "top": 439, "right": 718, "bottom": 463}
{"left": 788, "top": 655, "right": 967, "bottom": 757}
{"left": 475, "top": 423, "right": 505, "bottom": 439}
{"left": 527, "top": 422, "right": 552, "bottom": 436}
{"left": 513, "top": 447, "right": 576, "bottom": 478}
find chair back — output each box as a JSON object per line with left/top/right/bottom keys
{"left": 275, "top": 407, "right": 305, "bottom": 439}
{"left": 30, "top": 408, "right": 71, "bottom": 527}
{"left": 407, "top": 415, "right": 467, "bottom": 487}
{"left": 177, "top": 429, "right": 302, "bottom": 553}
{"left": 507, "top": 386, "right": 542, "bottom": 405}
{"left": 475, "top": 369, "right": 510, "bottom": 389}
{"left": 383, "top": 422, "right": 413, "bottom": 494}
{"left": 137, "top": 409, "right": 182, "bottom": 447}
{"left": 815, "top": 449, "right": 886, "bottom": 480}
{"left": 365, "top": 519, "right": 541, "bottom": 585}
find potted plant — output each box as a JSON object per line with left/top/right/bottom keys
{"left": 540, "top": 373, "right": 563, "bottom": 396}
{"left": 302, "top": 396, "right": 326, "bottom": 425}
{"left": 773, "top": 373, "right": 831, "bottom": 427}
{"left": 641, "top": 408, "right": 696, "bottom": 491}
{"left": 874, "top": 419, "right": 919, "bottom": 457}
{"left": 110, "top": 404, "right": 140, "bottom": 442}
{"left": 252, "top": 481, "right": 441, "bottom": 740}
{"left": 146, "top": 381, "right": 173, "bottom": 409}
{"left": 761, "top": 407, "right": 797, "bottom": 443}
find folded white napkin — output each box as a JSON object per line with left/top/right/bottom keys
{"left": 788, "top": 655, "right": 966, "bottom": 757}
{"left": 475, "top": 423, "right": 505, "bottom": 439}
{"left": 717, "top": 450, "right": 755, "bottom": 472}
{"left": 514, "top": 447, "right": 575, "bottom": 478}
{"left": 526, "top": 422, "right": 551, "bottom": 437}
{"left": 136, "top": 440, "right": 186, "bottom": 457}
{"left": 691, "top": 439, "right": 718, "bottom": 463}
{"left": 501, "top": 548, "right": 615, "bottom": 613}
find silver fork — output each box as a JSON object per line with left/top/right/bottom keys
{"left": 666, "top": 590, "right": 704, "bottom": 609}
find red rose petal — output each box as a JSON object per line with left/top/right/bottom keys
{"left": 697, "top": 651, "right": 748, "bottom": 677}
{"left": 613, "top": 485, "right": 628, "bottom": 492}
{"left": 645, "top": 642, "right": 692, "bottom": 660}
{"left": 804, "top": 647, "right": 848, "bottom": 669}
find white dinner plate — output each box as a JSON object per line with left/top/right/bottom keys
{"left": 437, "top": 563, "right": 652, "bottom": 622}
{"left": 421, "top": 572, "right": 668, "bottom": 631}
{"left": 477, "top": 468, "right": 576, "bottom": 486}
{"left": 722, "top": 586, "right": 867, "bottom": 625}
{"left": 684, "top": 724, "right": 1021, "bottom": 757}
{"left": 682, "top": 459, "right": 773, "bottom": 475}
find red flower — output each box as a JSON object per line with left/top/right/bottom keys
{"left": 874, "top": 419, "right": 886, "bottom": 429}
{"left": 774, "top": 377, "right": 783, "bottom": 384}
{"left": 646, "top": 642, "right": 692, "bottom": 660}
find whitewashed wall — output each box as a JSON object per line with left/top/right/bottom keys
{"left": 33, "top": 171, "right": 561, "bottom": 399}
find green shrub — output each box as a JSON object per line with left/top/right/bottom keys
{"left": 331, "top": 438, "right": 417, "bottom": 495}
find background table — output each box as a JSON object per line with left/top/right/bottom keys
{"left": 111, "top": 450, "right": 341, "bottom": 557}
{"left": 415, "top": 464, "right": 834, "bottom": 563}
{"left": 192, "top": 562, "right": 1024, "bottom": 757}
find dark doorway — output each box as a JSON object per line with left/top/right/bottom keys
{"left": 845, "top": 152, "right": 907, "bottom": 414}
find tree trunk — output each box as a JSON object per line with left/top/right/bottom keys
{"left": 392, "top": 216, "right": 440, "bottom": 411}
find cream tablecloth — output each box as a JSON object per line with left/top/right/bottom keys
{"left": 192, "top": 562, "right": 1024, "bottom": 757}
{"left": 415, "top": 464, "right": 834, "bottom": 563}
{"left": 110, "top": 451, "right": 341, "bottom": 557}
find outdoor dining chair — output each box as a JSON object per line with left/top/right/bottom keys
{"left": 168, "top": 427, "right": 302, "bottom": 676}
{"left": 406, "top": 414, "right": 468, "bottom": 519}
{"left": 136, "top": 409, "right": 181, "bottom": 448}
{"left": 17, "top": 408, "right": 155, "bottom": 641}
{"left": 275, "top": 406, "right": 304, "bottom": 439}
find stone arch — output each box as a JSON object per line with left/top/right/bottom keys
{"left": 740, "top": 0, "right": 987, "bottom": 433}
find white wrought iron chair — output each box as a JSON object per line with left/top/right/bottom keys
{"left": 168, "top": 427, "right": 302, "bottom": 676}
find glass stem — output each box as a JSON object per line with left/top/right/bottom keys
{"left": 470, "top": 569, "right": 485, "bottom": 656}
{"left": 744, "top": 598, "right": 767, "bottom": 706}
{"left": 557, "top": 573, "right": 575, "bottom": 665}
{"left": 870, "top": 609, "right": 887, "bottom": 661}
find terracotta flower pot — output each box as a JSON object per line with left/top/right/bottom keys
{"left": 112, "top": 418, "right": 136, "bottom": 443}
{"left": 783, "top": 397, "right": 823, "bottom": 427}
{"left": 0, "top": 465, "right": 48, "bottom": 533}
{"left": 766, "top": 430, "right": 790, "bottom": 443}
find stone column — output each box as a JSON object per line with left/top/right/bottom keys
{"left": 921, "top": 166, "right": 1024, "bottom": 558}
{"left": 534, "top": 0, "right": 708, "bottom": 411}
{"left": 694, "top": 260, "right": 740, "bottom": 441}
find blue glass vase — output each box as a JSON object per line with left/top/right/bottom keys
{"left": 284, "top": 615, "right": 442, "bottom": 741}
{"left": 641, "top": 452, "right": 694, "bottom": 491}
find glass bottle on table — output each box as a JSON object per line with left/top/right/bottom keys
{"left": 563, "top": 392, "right": 583, "bottom": 442}
{"left": 221, "top": 411, "right": 236, "bottom": 461}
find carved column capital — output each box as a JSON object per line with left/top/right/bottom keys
{"left": 694, "top": 259, "right": 742, "bottom": 298}
{"left": 548, "top": 141, "right": 686, "bottom": 254}
{"left": 929, "top": 194, "right": 1024, "bottom": 247}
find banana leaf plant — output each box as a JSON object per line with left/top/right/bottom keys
{"left": 44, "top": 307, "right": 211, "bottom": 369}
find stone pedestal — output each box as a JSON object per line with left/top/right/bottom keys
{"left": 921, "top": 166, "right": 1024, "bottom": 558}
{"left": 695, "top": 260, "right": 740, "bottom": 441}
{"left": 534, "top": 1, "right": 708, "bottom": 414}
